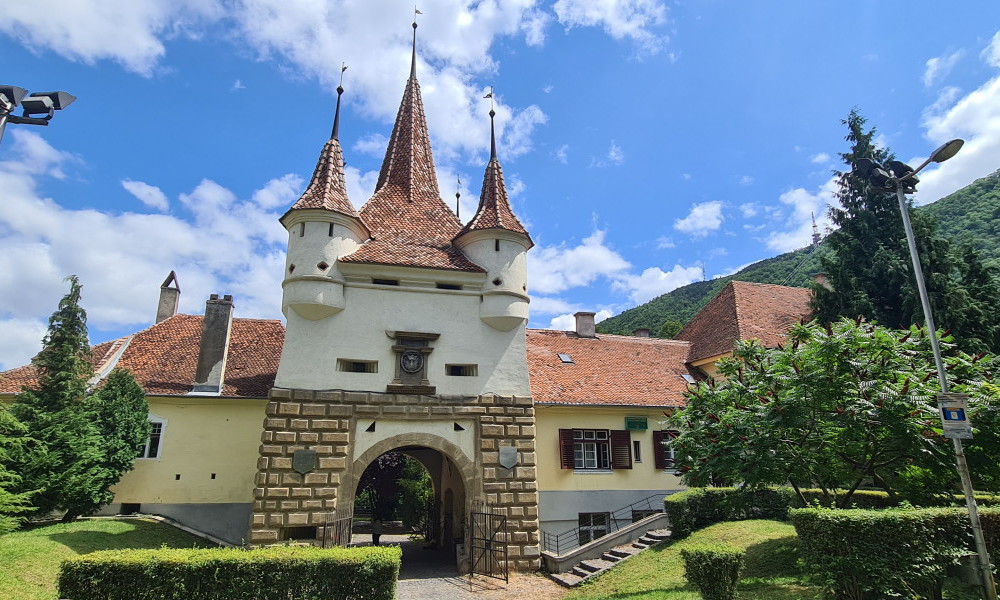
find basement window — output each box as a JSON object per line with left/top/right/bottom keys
{"left": 446, "top": 364, "right": 478, "bottom": 377}
{"left": 436, "top": 283, "right": 461, "bottom": 290}
{"left": 373, "top": 279, "right": 399, "bottom": 286}
{"left": 282, "top": 526, "right": 317, "bottom": 541}
{"left": 558, "top": 353, "right": 574, "bottom": 364}
{"left": 338, "top": 359, "right": 378, "bottom": 373}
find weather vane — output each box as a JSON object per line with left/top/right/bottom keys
{"left": 414, "top": 5, "right": 422, "bottom": 23}
{"left": 483, "top": 86, "right": 494, "bottom": 111}
{"left": 456, "top": 175, "right": 462, "bottom": 219}
{"left": 339, "top": 63, "right": 347, "bottom": 87}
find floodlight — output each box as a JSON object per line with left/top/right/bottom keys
{"left": 853, "top": 158, "right": 878, "bottom": 178}
{"left": 28, "top": 91, "right": 76, "bottom": 110}
{"left": 20, "top": 95, "right": 54, "bottom": 118}
{"left": 0, "top": 85, "right": 27, "bottom": 107}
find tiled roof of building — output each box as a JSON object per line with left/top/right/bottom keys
{"left": 341, "top": 74, "right": 482, "bottom": 273}
{"left": 284, "top": 137, "right": 359, "bottom": 219}
{"left": 456, "top": 157, "right": 531, "bottom": 244}
{"left": 675, "top": 281, "right": 812, "bottom": 362}
{"left": 0, "top": 315, "right": 283, "bottom": 398}
{"left": 526, "top": 329, "right": 695, "bottom": 407}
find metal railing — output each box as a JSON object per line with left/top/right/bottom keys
{"left": 320, "top": 508, "right": 354, "bottom": 548}
{"left": 541, "top": 494, "right": 664, "bottom": 555}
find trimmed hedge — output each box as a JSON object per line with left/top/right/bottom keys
{"left": 680, "top": 544, "right": 745, "bottom": 600}
{"left": 664, "top": 487, "right": 1000, "bottom": 539}
{"left": 58, "top": 545, "right": 401, "bottom": 600}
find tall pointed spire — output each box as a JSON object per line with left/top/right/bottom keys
{"left": 281, "top": 73, "right": 358, "bottom": 222}
{"left": 410, "top": 19, "right": 418, "bottom": 79}
{"left": 456, "top": 96, "right": 532, "bottom": 247}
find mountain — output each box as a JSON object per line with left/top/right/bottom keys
{"left": 597, "top": 169, "right": 1000, "bottom": 337}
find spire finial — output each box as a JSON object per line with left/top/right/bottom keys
{"left": 411, "top": 7, "right": 422, "bottom": 78}
{"left": 331, "top": 63, "right": 347, "bottom": 140}
{"left": 456, "top": 175, "right": 462, "bottom": 219}
{"left": 484, "top": 87, "right": 496, "bottom": 160}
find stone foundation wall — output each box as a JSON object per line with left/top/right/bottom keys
{"left": 249, "top": 387, "right": 540, "bottom": 570}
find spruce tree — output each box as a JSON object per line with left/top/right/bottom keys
{"left": 812, "top": 110, "right": 1000, "bottom": 353}
{"left": 0, "top": 406, "right": 33, "bottom": 534}
{"left": 12, "top": 276, "right": 150, "bottom": 520}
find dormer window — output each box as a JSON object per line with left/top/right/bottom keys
{"left": 558, "top": 353, "right": 574, "bottom": 364}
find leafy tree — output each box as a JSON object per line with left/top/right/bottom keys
{"left": 12, "top": 276, "right": 149, "bottom": 520}
{"left": 668, "top": 318, "right": 1000, "bottom": 506}
{"left": 0, "top": 406, "right": 33, "bottom": 534}
{"left": 659, "top": 320, "right": 683, "bottom": 339}
{"left": 812, "top": 110, "right": 1000, "bottom": 354}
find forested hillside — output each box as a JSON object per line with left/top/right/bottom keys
{"left": 598, "top": 169, "right": 1000, "bottom": 337}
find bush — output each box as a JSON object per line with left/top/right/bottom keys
{"left": 789, "top": 507, "right": 969, "bottom": 600}
{"left": 57, "top": 545, "right": 401, "bottom": 600}
{"left": 664, "top": 487, "right": 1000, "bottom": 539}
{"left": 680, "top": 544, "right": 745, "bottom": 600}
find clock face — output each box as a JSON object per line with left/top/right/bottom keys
{"left": 400, "top": 350, "right": 423, "bottom": 374}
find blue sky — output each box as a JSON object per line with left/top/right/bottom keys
{"left": 2, "top": 1, "right": 1000, "bottom": 370}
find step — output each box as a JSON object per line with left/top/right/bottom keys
{"left": 571, "top": 566, "right": 592, "bottom": 578}
{"left": 631, "top": 540, "right": 650, "bottom": 549}
{"left": 579, "top": 558, "right": 616, "bottom": 572}
{"left": 600, "top": 552, "right": 621, "bottom": 563}
{"left": 608, "top": 547, "right": 635, "bottom": 559}
{"left": 646, "top": 530, "right": 671, "bottom": 541}
{"left": 637, "top": 536, "right": 659, "bottom": 545}
{"left": 549, "top": 572, "right": 586, "bottom": 588}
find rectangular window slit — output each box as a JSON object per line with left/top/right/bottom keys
{"left": 337, "top": 359, "right": 378, "bottom": 373}
{"left": 300, "top": 223, "right": 305, "bottom": 237}
{"left": 446, "top": 364, "right": 478, "bottom": 377}
{"left": 436, "top": 283, "right": 461, "bottom": 290}
{"left": 328, "top": 223, "right": 334, "bottom": 236}
{"left": 495, "top": 239, "right": 500, "bottom": 251}
{"left": 633, "top": 440, "right": 642, "bottom": 463}
{"left": 373, "top": 279, "right": 399, "bottom": 286}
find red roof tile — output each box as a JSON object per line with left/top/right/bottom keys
{"left": 342, "top": 75, "right": 483, "bottom": 272}
{"left": 526, "top": 329, "right": 695, "bottom": 407}
{"left": 0, "top": 315, "right": 284, "bottom": 398}
{"left": 676, "top": 281, "right": 812, "bottom": 362}
{"left": 283, "top": 137, "right": 359, "bottom": 219}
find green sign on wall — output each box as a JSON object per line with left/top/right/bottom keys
{"left": 625, "top": 416, "right": 648, "bottom": 431}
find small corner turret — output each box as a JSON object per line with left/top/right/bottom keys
{"left": 280, "top": 76, "right": 370, "bottom": 321}
{"left": 455, "top": 99, "right": 532, "bottom": 332}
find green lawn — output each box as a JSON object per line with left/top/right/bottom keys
{"left": 566, "top": 519, "right": 821, "bottom": 600}
{"left": 0, "top": 518, "right": 214, "bottom": 600}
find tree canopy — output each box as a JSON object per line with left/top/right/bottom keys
{"left": 667, "top": 318, "right": 1000, "bottom": 506}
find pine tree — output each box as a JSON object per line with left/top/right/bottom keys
{"left": 812, "top": 110, "right": 1000, "bottom": 353}
{"left": 12, "top": 276, "right": 150, "bottom": 520}
{"left": 0, "top": 406, "right": 33, "bottom": 534}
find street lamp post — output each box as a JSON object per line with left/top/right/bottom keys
{"left": 0, "top": 85, "right": 76, "bottom": 147}
{"left": 855, "top": 140, "right": 998, "bottom": 600}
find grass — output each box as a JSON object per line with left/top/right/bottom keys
{"left": 0, "top": 517, "right": 214, "bottom": 600}
{"left": 565, "top": 519, "right": 823, "bottom": 600}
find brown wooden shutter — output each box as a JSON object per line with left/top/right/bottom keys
{"left": 610, "top": 430, "right": 632, "bottom": 469}
{"left": 558, "top": 429, "right": 575, "bottom": 469}
{"left": 653, "top": 430, "right": 665, "bottom": 470}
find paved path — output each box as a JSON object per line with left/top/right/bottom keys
{"left": 355, "top": 534, "right": 565, "bottom": 600}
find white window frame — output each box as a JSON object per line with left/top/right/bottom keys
{"left": 138, "top": 413, "right": 167, "bottom": 460}
{"left": 573, "top": 429, "right": 611, "bottom": 470}
{"left": 661, "top": 429, "right": 679, "bottom": 471}
{"left": 578, "top": 512, "right": 610, "bottom": 545}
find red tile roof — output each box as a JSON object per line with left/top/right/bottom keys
{"left": 675, "top": 281, "right": 812, "bottom": 362}
{"left": 456, "top": 157, "right": 532, "bottom": 245}
{"left": 283, "top": 137, "right": 359, "bottom": 220}
{"left": 0, "top": 315, "right": 283, "bottom": 398}
{"left": 342, "top": 75, "right": 483, "bottom": 273}
{"left": 526, "top": 329, "right": 695, "bottom": 407}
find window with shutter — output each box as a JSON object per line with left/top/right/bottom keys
{"left": 558, "top": 429, "right": 575, "bottom": 469}
{"left": 610, "top": 430, "right": 632, "bottom": 469}
{"left": 654, "top": 430, "right": 679, "bottom": 471}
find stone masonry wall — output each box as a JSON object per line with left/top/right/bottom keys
{"left": 248, "top": 387, "right": 540, "bottom": 571}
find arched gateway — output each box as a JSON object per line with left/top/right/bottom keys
{"left": 247, "top": 22, "right": 540, "bottom": 570}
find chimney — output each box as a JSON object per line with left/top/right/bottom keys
{"left": 812, "top": 272, "right": 833, "bottom": 291}
{"left": 633, "top": 328, "right": 651, "bottom": 338}
{"left": 192, "top": 294, "right": 234, "bottom": 395}
{"left": 155, "top": 271, "right": 181, "bottom": 324}
{"left": 574, "top": 311, "right": 596, "bottom": 338}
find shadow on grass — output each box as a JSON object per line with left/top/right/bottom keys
{"left": 742, "top": 535, "right": 802, "bottom": 579}
{"left": 45, "top": 519, "right": 212, "bottom": 555}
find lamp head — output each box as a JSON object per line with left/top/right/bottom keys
{"left": 929, "top": 139, "right": 964, "bottom": 163}
{"left": 0, "top": 85, "right": 27, "bottom": 108}
{"left": 20, "top": 95, "right": 54, "bottom": 119}
{"left": 28, "top": 91, "right": 76, "bottom": 110}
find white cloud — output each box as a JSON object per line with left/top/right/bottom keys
{"left": 739, "top": 203, "right": 758, "bottom": 218}
{"left": 0, "top": 0, "right": 223, "bottom": 76}
{"left": 122, "top": 179, "right": 169, "bottom": 212}
{"left": 353, "top": 133, "right": 389, "bottom": 156}
{"left": 681, "top": 173, "right": 691, "bottom": 180}
{"left": 764, "top": 178, "right": 836, "bottom": 252}
{"left": 983, "top": 31, "right": 1000, "bottom": 68}
{"left": 924, "top": 50, "right": 964, "bottom": 87}
{"left": 673, "top": 200, "right": 723, "bottom": 237}
{"left": 611, "top": 265, "right": 703, "bottom": 304}
{"left": 0, "top": 131, "right": 290, "bottom": 370}
{"left": 528, "top": 230, "right": 631, "bottom": 295}
{"left": 553, "top": 0, "right": 668, "bottom": 54}
{"left": 739, "top": 175, "right": 754, "bottom": 186}
{"left": 548, "top": 308, "right": 611, "bottom": 332}
{"left": 232, "top": 79, "right": 246, "bottom": 91}
{"left": 810, "top": 152, "right": 830, "bottom": 164}
{"left": 916, "top": 42, "right": 1000, "bottom": 205}
{"left": 251, "top": 173, "right": 304, "bottom": 209}
{"left": 656, "top": 236, "right": 675, "bottom": 249}
{"left": 590, "top": 140, "right": 625, "bottom": 167}
{"left": 530, "top": 296, "right": 580, "bottom": 316}
{"left": 555, "top": 144, "right": 569, "bottom": 164}
{"left": 713, "top": 261, "right": 754, "bottom": 279}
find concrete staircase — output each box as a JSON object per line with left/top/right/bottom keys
{"left": 548, "top": 529, "right": 670, "bottom": 587}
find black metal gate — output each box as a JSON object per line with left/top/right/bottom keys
{"left": 469, "top": 503, "right": 508, "bottom": 583}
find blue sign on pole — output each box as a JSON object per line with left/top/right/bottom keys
{"left": 938, "top": 393, "right": 973, "bottom": 440}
